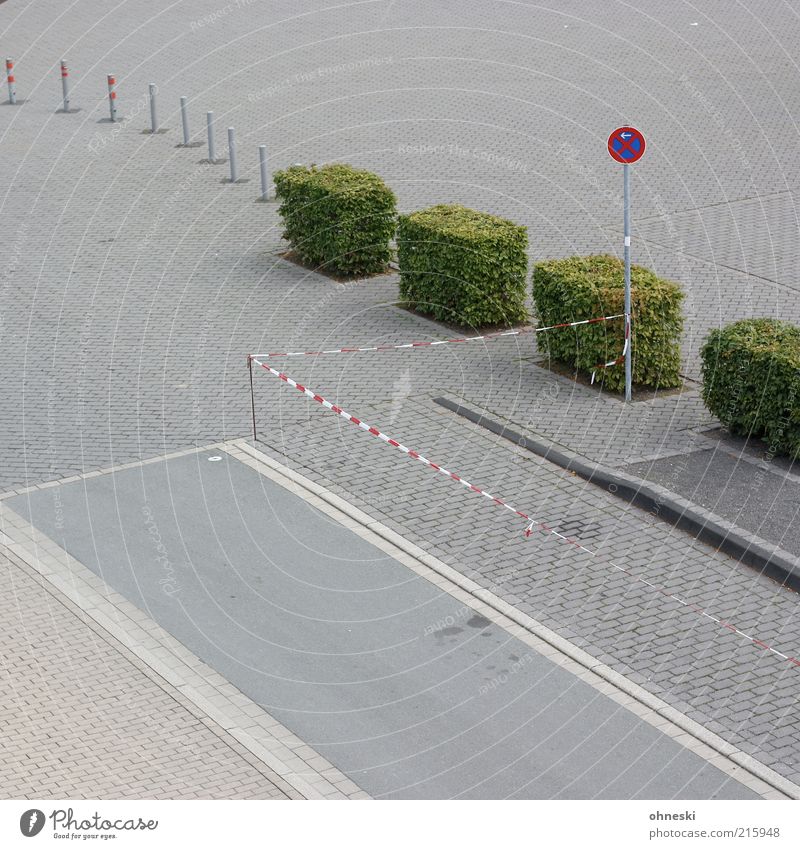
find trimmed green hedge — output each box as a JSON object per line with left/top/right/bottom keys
{"left": 701, "top": 318, "right": 800, "bottom": 458}
{"left": 532, "top": 254, "right": 684, "bottom": 392}
{"left": 397, "top": 204, "right": 528, "bottom": 327}
{"left": 273, "top": 163, "right": 396, "bottom": 276}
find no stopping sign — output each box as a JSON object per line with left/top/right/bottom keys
{"left": 608, "top": 126, "right": 646, "bottom": 163}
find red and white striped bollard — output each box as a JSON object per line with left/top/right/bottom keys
{"left": 6, "top": 58, "right": 16, "bottom": 105}
{"left": 60, "top": 60, "right": 70, "bottom": 111}
{"left": 106, "top": 74, "right": 117, "bottom": 121}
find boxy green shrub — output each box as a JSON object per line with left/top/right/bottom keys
{"left": 701, "top": 318, "right": 800, "bottom": 458}
{"left": 397, "top": 204, "right": 528, "bottom": 327}
{"left": 532, "top": 254, "right": 684, "bottom": 392}
{"left": 273, "top": 163, "right": 396, "bottom": 277}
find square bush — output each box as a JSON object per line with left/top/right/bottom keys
{"left": 397, "top": 204, "right": 529, "bottom": 327}
{"left": 273, "top": 163, "right": 396, "bottom": 277}
{"left": 533, "top": 254, "right": 684, "bottom": 392}
{"left": 701, "top": 318, "right": 800, "bottom": 458}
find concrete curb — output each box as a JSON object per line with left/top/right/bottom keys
{"left": 232, "top": 438, "right": 800, "bottom": 800}
{"left": 0, "top": 446, "right": 369, "bottom": 802}
{"left": 433, "top": 396, "right": 800, "bottom": 593}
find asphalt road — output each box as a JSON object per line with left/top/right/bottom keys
{"left": 7, "top": 449, "right": 756, "bottom": 800}
{"left": 627, "top": 433, "right": 800, "bottom": 558}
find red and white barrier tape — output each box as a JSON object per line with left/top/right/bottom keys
{"left": 252, "top": 313, "right": 625, "bottom": 360}
{"left": 252, "top": 355, "right": 551, "bottom": 542}
{"left": 592, "top": 316, "right": 630, "bottom": 383}
{"left": 249, "top": 318, "right": 799, "bottom": 669}
{"left": 251, "top": 312, "right": 625, "bottom": 538}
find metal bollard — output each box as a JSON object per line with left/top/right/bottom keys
{"left": 107, "top": 74, "right": 117, "bottom": 121}
{"left": 258, "top": 145, "right": 268, "bottom": 200}
{"left": 228, "top": 127, "right": 238, "bottom": 182}
{"left": 206, "top": 111, "right": 216, "bottom": 161}
{"left": 6, "top": 58, "right": 16, "bottom": 105}
{"left": 180, "top": 96, "right": 190, "bottom": 145}
{"left": 60, "top": 60, "right": 69, "bottom": 111}
{"left": 148, "top": 83, "right": 157, "bottom": 132}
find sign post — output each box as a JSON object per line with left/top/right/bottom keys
{"left": 607, "top": 126, "right": 646, "bottom": 401}
{"left": 623, "top": 163, "right": 631, "bottom": 401}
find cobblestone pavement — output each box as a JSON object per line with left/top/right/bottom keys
{"left": 0, "top": 549, "right": 295, "bottom": 799}
{"left": 2, "top": 0, "right": 800, "bottom": 793}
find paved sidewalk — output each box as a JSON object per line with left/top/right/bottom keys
{"left": 1, "top": 450, "right": 368, "bottom": 801}
{"left": 2, "top": 0, "right": 800, "bottom": 489}
{"left": 0, "top": 547, "right": 296, "bottom": 799}
{"left": 2, "top": 0, "right": 800, "bottom": 800}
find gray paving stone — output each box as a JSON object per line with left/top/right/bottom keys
{"left": 0, "top": 551, "right": 294, "bottom": 800}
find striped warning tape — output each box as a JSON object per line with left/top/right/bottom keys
{"left": 252, "top": 313, "right": 625, "bottom": 360}
{"left": 592, "top": 315, "right": 630, "bottom": 382}
{"left": 251, "top": 312, "right": 626, "bottom": 536}
{"left": 252, "top": 356, "right": 549, "bottom": 540}
{"left": 249, "top": 320, "right": 799, "bottom": 669}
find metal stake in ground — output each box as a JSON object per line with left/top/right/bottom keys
{"left": 148, "top": 83, "right": 158, "bottom": 132}
{"left": 6, "top": 58, "right": 16, "bottom": 105}
{"left": 180, "top": 96, "right": 190, "bottom": 145}
{"left": 258, "top": 145, "right": 268, "bottom": 199}
{"left": 107, "top": 74, "right": 117, "bottom": 121}
{"left": 228, "top": 127, "right": 238, "bottom": 182}
{"left": 607, "top": 125, "right": 646, "bottom": 402}
{"left": 623, "top": 164, "right": 632, "bottom": 401}
{"left": 206, "top": 111, "right": 216, "bottom": 161}
{"left": 60, "top": 60, "right": 70, "bottom": 111}
{"left": 248, "top": 355, "right": 257, "bottom": 441}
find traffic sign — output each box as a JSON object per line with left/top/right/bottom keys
{"left": 607, "top": 126, "right": 646, "bottom": 164}
{"left": 607, "top": 126, "right": 646, "bottom": 401}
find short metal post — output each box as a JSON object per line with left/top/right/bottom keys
{"left": 60, "top": 60, "right": 69, "bottom": 111}
{"left": 148, "top": 83, "right": 157, "bottom": 132}
{"left": 180, "top": 96, "right": 190, "bottom": 145}
{"left": 248, "top": 356, "right": 257, "bottom": 441}
{"left": 623, "top": 163, "right": 632, "bottom": 402}
{"left": 258, "top": 145, "right": 268, "bottom": 199}
{"left": 107, "top": 74, "right": 117, "bottom": 122}
{"left": 206, "top": 111, "right": 216, "bottom": 161}
{"left": 228, "top": 127, "right": 238, "bottom": 182}
{"left": 6, "top": 58, "right": 16, "bottom": 105}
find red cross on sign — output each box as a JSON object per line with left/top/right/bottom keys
{"left": 608, "top": 126, "right": 646, "bottom": 164}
